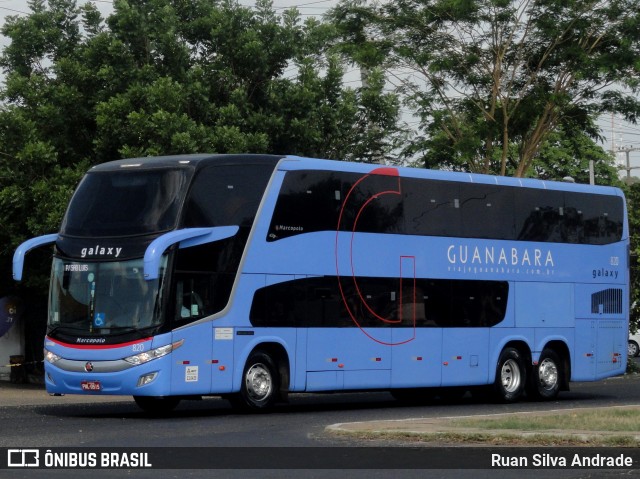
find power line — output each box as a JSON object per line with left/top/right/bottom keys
{"left": 0, "top": 5, "right": 29, "bottom": 15}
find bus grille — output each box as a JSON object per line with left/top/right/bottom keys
{"left": 591, "top": 288, "right": 623, "bottom": 315}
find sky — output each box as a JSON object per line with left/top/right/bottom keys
{"left": 0, "top": 0, "right": 638, "bottom": 175}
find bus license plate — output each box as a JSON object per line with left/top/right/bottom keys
{"left": 81, "top": 380, "right": 102, "bottom": 391}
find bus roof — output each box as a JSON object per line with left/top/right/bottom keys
{"left": 281, "top": 155, "right": 625, "bottom": 198}
{"left": 89, "top": 154, "right": 285, "bottom": 172}
{"left": 88, "top": 153, "right": 623, "bottom": 198}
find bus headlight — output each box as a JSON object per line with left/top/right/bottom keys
{"left": 44, "top": 349, "right": 62, "bottom": 364}
{"left": 124, "top": 339, "right": 184, "bottom": 365}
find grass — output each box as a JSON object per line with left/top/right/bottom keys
{"left": 335, "top": 430, "right": 640, "bottom": 447}
{"left": 331, "top": 406, "right": 640, "bottom": 447}
{"left": 451, "top": 408, "right": 640, "bottom": 432}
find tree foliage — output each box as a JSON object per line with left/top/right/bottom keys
{"left": 338, "top": 0, "right": 640, "bottom": 177}
{"left": 627, "top": 183, "right": 640, "bottom": 332}
{"left": 0, "top": 0, "right": 402, "bottom": 294}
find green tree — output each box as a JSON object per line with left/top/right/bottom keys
{"left": 531, "top": 127, "right": 620, "bottom": 184}
{"left": 325, "top": 0, "right": 405, "bottom": 164}
{"left": 0, "top": 0, "right": 94, "bottom": 295}
{"left": 336, "top": 0, "right": 640, "bottom": 177}
{"left": 0, "top": 0, "right": 403, "bottom": 293}
{"left": 627, "top": 183, "right": 640, "bottom": 333}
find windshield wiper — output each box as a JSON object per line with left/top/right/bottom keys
{"left": 47, "top": 324, "right": 88, "bottom": 335}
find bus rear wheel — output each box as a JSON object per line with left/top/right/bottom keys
{"left": 493, "top": 347, "right": 526, "bottom": 403}
{"left": 231, "top": 351, "right": 280, "bottom": 411}
{"left": 528, "top": 348, "right": 561, "bottom": 400}
{"left": 133, "top": 396, "right": 181, "bottom": 414}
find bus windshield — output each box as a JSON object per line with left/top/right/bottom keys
{"left": 48, "top": 257, "right": 167, "bottom": 335}
{"left": 61, "top": 169, "right": 190, "bottom": 237}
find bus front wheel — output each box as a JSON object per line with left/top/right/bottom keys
{"left": 493, "top": 347, "right": 526, "bottom": 403}
{"left": 133, "top": 395, "right": 181, "bottom": 414}
{"left": 528, "top": 348, "right": 561, "bottom": 400}
{"left": 231, "top": 351, "right": 280, "bottom": 411}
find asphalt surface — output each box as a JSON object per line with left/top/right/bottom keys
{"left": 2, "top": 377, "right": 640, "bottom": 442}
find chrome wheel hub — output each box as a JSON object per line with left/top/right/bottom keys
{"left": 538, "top": 358, "right": 558, "bottom": 390}
{"left": 245, "top": 363, "right": 272, "bottom": 401}
{"left": 501, "top": 358, "right": 522, "bottom": 393}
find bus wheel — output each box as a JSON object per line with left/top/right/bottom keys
{"left": 528, "top": 348, "right": 561, "bottom": 400}
{"left": 234, "top": 351, "right": 279, "bottom": 411}
{"left": 133, "top": 396, "right": 180, "bottom": 414}
{"left": 493, "top": 347, "right": 526, "bottom": 402}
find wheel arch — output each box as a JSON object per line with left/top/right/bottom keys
{"left": 235, "top": 340, "right": 291, "bottom": 400}
{"left": 489, "top": 339, "right": 532, "bottom": 384}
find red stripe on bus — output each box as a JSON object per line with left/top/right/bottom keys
{"left": 46, "top": 336, "right": 152, "bottom": 350}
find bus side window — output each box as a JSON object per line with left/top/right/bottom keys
{"left": 172, "top": 243, "right": 225, "bottom": 324}
{"left": 342, "top": 174, "right": 404, "bottom": 235}
{"left": 174, "top": 275, "right": 210, "bottom": 321}
{"left": 267, "top": 171, "right": 343, "bottom": 241}
{"left": 403, "top": 178, "right": 461, "bottom": 237}
{"left": 459, "top": 183, "right": 515, "bottom": 240}
{"left": 515, "top": 189, "right": 564, "bottom": 242}
{"left": 183, "top": 164, "right": 273, "bottom": 228}
{"left": 566, "top": 192, "right": 623, "bottom": 245}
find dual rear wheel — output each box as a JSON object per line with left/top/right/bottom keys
{"left": 493, "top": 346, "right": 561, "bottom": 402}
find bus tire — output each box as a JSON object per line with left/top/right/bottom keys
{"left": 233, "top": 351, "right": 279, "bottom": 411}
{"left": 493, "top": 347, "right": 526, "bottom": 403}
{"left": 528, "top": 348, "right": 561, "bottom": 400}
{"left": 133, "top": 396, "right": 180, "bottom": 414}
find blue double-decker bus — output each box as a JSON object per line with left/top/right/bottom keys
{"left": 14, "top": 154, "right": 629, "bottom": 412}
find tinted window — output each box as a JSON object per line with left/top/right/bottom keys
{"left": 62, "top": 169, "right": 189, "bottom": 237}
{"left": 267, "top": 171, "right": 343, "bottom": 241}
{"left": 341, "top": 174, "right": 404, "bottom": 235}
{"left": 565, "top": 192, "right": 623, "bottom": 245}
{"left": 267, "top": 170, "right": 624, "bottom": 245}
{"left": 171, "top": 240, "right": 240, "bottom": 327}
{"left": 183, "top": 164, "right": 273, "bottom": 228}
{"left": 177, "top": 164, "right": 275, "bottom": 325}
{"left": 460, "top": 183, "right": 515, "bottom": 239}
{"left": 403, "top": 178, "right": 461, "bottom": 237}
{"left": 268, "top": 171, "right": 405, "bottom": 241}
{"left": 515, "top": 189, "right": 565, "bottom": 242}
{"left": 250, "top": 276, "right": 508, "bottom": 328}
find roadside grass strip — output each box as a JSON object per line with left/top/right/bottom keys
{"left": 328, "top": 405, "right": 640, "bottom": 446}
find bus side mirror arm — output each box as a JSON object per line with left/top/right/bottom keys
{"left": 144, "top": 226, "right": 239, "bottom": 280}
{"left": 13, "top": 233, "right": 59, "bottom": 281}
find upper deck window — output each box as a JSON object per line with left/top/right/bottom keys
{"left": 182, "top": 164, "right": 275, "bottom": 228}
{"left": 268, "top": 170, "right": 624, "bottom": 245}
{"left": 61, "top": 169, "right": 189, "bottom": 237}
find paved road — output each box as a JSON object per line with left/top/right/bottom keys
{"left": 1, "top": 372, "right": 639, "bottom": 479}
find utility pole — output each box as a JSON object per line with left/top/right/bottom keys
{"left": 616, "top": 146, "right": 640, "bottom": 181}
